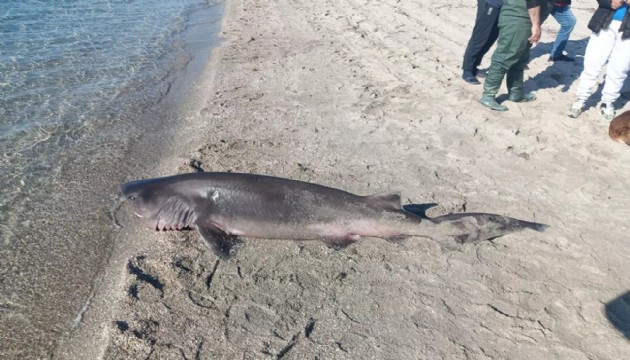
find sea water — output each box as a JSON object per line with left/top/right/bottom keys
{"left": 0, "top": 0, "right": 223, "bottom": 357}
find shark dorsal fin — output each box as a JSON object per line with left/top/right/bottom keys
{"left": 364, "top": 192, "right": 402, "bottom": 211}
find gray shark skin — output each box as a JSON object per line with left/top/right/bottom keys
{"left": 120, "top": 172, "right": 548, "bottom": 258}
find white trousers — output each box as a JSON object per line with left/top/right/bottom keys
{"left": 576, "top": 20, "right": 630, "bottom": 105}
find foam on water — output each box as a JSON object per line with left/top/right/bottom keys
{"left": 0, "top": 0, "right": 223, "bottom": 357}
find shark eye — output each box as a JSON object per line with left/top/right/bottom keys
{"left": 128, "top": 194, "right": 137, "bottom": 200}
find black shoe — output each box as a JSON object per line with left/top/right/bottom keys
{"left": 462, "top": 71, "right": 480, "bottom": 85}
{"left": 548, "top": 54, "right": 575, "bottom": 62}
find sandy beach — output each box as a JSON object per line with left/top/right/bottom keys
{"left": 46, "top": 0, "right": 630, "bottom": 358}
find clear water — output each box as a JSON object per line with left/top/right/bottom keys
{"left": 0, "top": 0, "right": 223, "bottom": 356}
{"left": 1, "top": 0, "right": 210, "bottom": 194}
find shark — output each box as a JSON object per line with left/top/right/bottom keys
{"left": 120, "top": 172, "right": 548, "bottom": 258}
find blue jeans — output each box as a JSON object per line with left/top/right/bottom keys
{"left": 550, "top": 5, "right": 576, "bottom": 58}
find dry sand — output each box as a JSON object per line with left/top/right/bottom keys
{"left": 59, "top": 0, "right": 630, "bottom": 358}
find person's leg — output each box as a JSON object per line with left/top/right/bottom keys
{"left": 481, "top": 55, "right": 509, "bottom": 111}
{"left": 463, "top": 0, "right": 501, "bottom": 83}
{"left": 549, "top": 5, "right": 576, "bottom": 60}
{"left": 601, "top": 37, "right": 630, "bottom": 105}
{"left": 481, "top": 22, "right": 526, "bottom": 111}
{"left": 600, "top": 30, "right": 630, "bottom": 120}
{"left": 507, "top": 45, "right": 535, "bottom": 101}
{"left": 473, "top": 5, "right": 500, "bottom": 72}
{"left": 567, "top": 27, "right": 616, "bottom": 117}
{"left": 463, "top": 0, "right": 489, "bottom": 72}
{"left": 575, "top": 28, "right": 616, "bottom": 101}
{"left": 506, "top": 23, "right": 535, "bottom": 101}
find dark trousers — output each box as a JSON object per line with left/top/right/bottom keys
{"left": 462, "top": 0, "right": 500, "bottom": 73}
{"left": 483, "top": 19, "right": 531, "bottom": 97}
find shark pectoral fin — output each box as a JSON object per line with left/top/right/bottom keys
{"left": 196, "top": 223, "right": 245, "bottom": 259}
{"left": 323, "top": 235, "right": 360, "bottom": 251}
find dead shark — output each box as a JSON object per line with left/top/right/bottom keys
{"left": 120, "top": 172, "right": 548, "bottom": 258}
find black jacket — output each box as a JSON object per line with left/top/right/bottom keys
{"left": 588, "top": 0, "right": 630, "bottom": 39}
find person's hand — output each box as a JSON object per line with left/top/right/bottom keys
{"left": 529, "top": 25, "right": 541, "bottom": 44}
{"left": 611, "top": 0, "right": 624, "bottom": 9}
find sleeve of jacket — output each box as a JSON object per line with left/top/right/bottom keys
{"left": 596, "top": 0, "right": 615, "bottom": 10}
{"left": 526, "top": 0, "right": 542, "bottom": 9}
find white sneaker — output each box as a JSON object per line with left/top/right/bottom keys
{"left": 567, "top": 99, "right": 585, "bottom": 118}
{"left": 600, "top": 102, "right": 616, "bottom": 121}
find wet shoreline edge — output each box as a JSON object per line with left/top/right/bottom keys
{"left": 51, "top": 2, "right": 228, "bottom": 358}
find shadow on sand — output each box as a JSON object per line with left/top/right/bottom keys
{"left": 525, "top": 37, "right": 589, "bottom": 93}
{"left": 605, "top": 290, "right": 630, "bottom": 341}
{"left": 505, "top": 37, "right": 630, "bottom": 111}
{"left": 484, "top": 38, "right": 589, "bottom": 105}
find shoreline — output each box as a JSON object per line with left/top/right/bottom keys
{"left": 0, "top": 3, "right": 229, "bottom": 360}
{"left": 53, "top": 0, "right": 630, "bottom": 358}
{"left": 53, "top": 2, "right": 228, "bottom": 359}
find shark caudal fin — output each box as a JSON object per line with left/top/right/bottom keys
{"left": 431, "top": 212, "right": 548, "bottom": 243}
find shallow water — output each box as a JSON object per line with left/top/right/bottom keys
{"left": 0, "top": 1, "right": 223, "bottom": 357}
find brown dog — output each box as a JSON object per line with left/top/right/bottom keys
{"left": 609, "top": 110, "right": 630, "bottom": 145}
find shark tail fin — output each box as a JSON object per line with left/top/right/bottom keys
{"left": 431, "top": 212, "right": 548, "bottom": 243}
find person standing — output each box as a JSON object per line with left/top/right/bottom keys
{"left": 567, "top": 0, "right": 630, "bottom": 121}
{"left": 543, "top": 0, "right": 577, "bottom": 62}
{"left": 462, "top": 0, "right": 503, "bottom": 85}
{"left": 479, "top": 0, "right": 542, "bottom": 111}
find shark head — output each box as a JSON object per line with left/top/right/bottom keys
{"left": 120, "top": 178, "right": 194, "bottom": 230}
{"left": 121, "top": 179, "right": 163, "bottom": 222}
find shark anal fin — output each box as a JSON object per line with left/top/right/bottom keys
{"left": 197, "top": 223, "right": 244, "bottom": 259}
{"left": 385, "top": 235, "right": 410, "bottom": 244}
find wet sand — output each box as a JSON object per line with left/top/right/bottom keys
{"left": 44, "top": 0, "right": 630, "bottom": 358}
{"left": 0, "top": 3, "right": 223, "bottom": 359}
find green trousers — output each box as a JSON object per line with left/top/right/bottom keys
{"left": 482, "top": 18, "right": 532, "bottom": 97}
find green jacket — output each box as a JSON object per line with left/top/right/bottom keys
{"left": 500, "top": 0, "right": 539, "bottom": 22}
